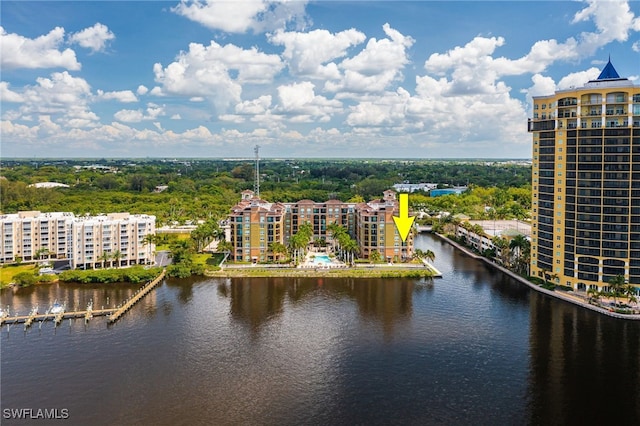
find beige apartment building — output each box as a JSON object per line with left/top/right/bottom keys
{"left": 227, "top": 190, "right": 413, "bottom": 262}
{"left": 0, "top": 211, "right": 156, "bottom": 269}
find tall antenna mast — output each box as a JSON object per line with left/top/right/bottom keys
{"left": 254, "top": 145, "right": 260, "bottom": 198}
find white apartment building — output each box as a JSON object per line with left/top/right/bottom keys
{"left": 0, "top": 211, "right": 156, "bottom": 269}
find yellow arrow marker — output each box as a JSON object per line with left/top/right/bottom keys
{"left": 392, "top": 193, "right": 415, "bottom": 242}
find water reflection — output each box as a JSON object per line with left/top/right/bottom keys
{"left": 1, "top": 282, "right": 145, "bottom": 315}
{"left": 1, "top": 234, "right": 640, "bottom": 424}
{"left": 220, "top": 277, "right": 417, "bottom": 336}
{"left": 527, "top": 291, "right": 640, "bottom": 424}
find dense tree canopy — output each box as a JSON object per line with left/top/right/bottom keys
{"left": 0, "top": 159, "right": 531, "bottom": 224}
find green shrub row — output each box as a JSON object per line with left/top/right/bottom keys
{"left": 167, "top": 263, "right": 204, "bottom": 278}
{"left": 59, "top": 266, "right": 163, "bottom": 284}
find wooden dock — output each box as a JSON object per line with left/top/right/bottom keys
{"left": 108, "top": 269, "right": 166, "bottom": 324}
{"left": 5, "top": 308, "right": 116, "bottom": 325}
{"left": 1, "top": 269, "right": 166, "bottom": 327}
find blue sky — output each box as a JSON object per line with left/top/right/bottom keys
{"left": 1, "top": 0, "right": 639, "bottom": 159}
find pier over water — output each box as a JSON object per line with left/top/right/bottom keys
{"left": 1, "top": 269, "right": 166, "bottom": 328}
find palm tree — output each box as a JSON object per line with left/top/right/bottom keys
{"left": 624, "top": 285, "right": 638, "bottom": 307}
{"left": 288, "top": 234, "right": 305, "bottom": 265}
{"left": 451, "top": 216, "right": 462, "bottom": 237}
{"left": 142, "top": 234, "right": 156, "bottom": 265}
{"left": 492, "top": 237, "right": 509, "bottom": 266}
{"left": 343, "top": 238, "right": 359, "bottom": 265}
{"left": 509, "top": 234, "right": 530, "bottom": 275}
{"left": 98, "top": 251, "right": 111, "bottom": 269}
{"left": 472, "top": 224, "right": 485, "bottom": 237}
{"left": 268, "top": 242, "right": 288, "bottom": 262}
{"left": 440, "top": 214, "right": 453, "bottom": 235}
{"left": 422, "top": 249, "right": 435, "bottom": 263}
{"left": 587, "top": 287, "right": 600, "bottom": 305}
{"left": 217, "top": 240, "right": 233, "bottom": 253}
{"left": 608, "top": 274, "right": 626, "bottom": 307}
{"left": 35, "top": 247, "right": 52, "bottom": 261}
{"left": 111, "top": 250, "right": 123, "bottom": 268}
{"left": 413, "top": 248, "right": 435, "bottom": 264}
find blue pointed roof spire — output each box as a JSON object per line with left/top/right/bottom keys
{"left": 597, "top": 57, "right": 621, "bottom": 80}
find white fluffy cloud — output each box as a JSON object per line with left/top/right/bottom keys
{"left": 423, "top": 35, "right": 583, "bottom": 97}
{"left": 0, "top": 119, "right": 227, "bottom": 156}
{"left": 114, "top": 103, "right": 165, "bottom": 123}
{"left": 69, "top": 23, "right": 115, "bottom": 53}
{"left": 97, "top": 90, "right": 138, "bottom": 103}
{"left": 0, "top": 82, "right": 24, "bottom": 103}
{"left": 220, "top": 95, "right": 281, "bottom": 126}
{"left": 0, "top": 26, "right": 80, "bottom": 70}
{"left": 235, "top": 95, "right": 272, "bottom": 115}
{"left": 153, "top": 40, "right": 283, "bottom": 110}
{"left": 269, "top": 28, "right": 365, "bottom": 79}
{"left": 523, "top": 74, "right": 557, "bottom": 100}
{"left": 557, "top": 68, "right": 601, "bottom": 90}
{"left": 276, "top": 81, "right": 342, "bottom": 122}
{"left": 573, "top": 0, "right": 640, "bottom": 55}
{"left": 424, "top": 0, "right": 640, "bottom": 88}
{"left": 172, "top": 0, "right": 309, "bottom": 33}
{"left": 3, "top": 0, "right": 640, "bottom": 158}
{"left": 346, "top": 88, "right": 410, "bottom": 129}
{"left": 4, "top": 71, "right": 99, "bottom": 128}
{"left": 326, "top": 24, "right": 414, "bottom": 94}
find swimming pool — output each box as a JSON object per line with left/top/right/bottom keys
{"left": 311, "top": 254, "right": 332, "bottom": 265}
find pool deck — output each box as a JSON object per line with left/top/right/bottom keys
{"left": 300, "top": 252, "right": 347, "bottom": 269}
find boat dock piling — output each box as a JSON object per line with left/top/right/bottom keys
{"left": 0, "top": 306, "right": 8, "bottom": 326}
{"left": 24, "top": 305, "right": 38, "bottom": 330}
{"left": 84, "top": 301, "right": 93, "bottom": 324}
{"left": 53, "top": 304, "right": 66, "bottom": 327}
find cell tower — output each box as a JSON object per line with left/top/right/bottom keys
{"left": 254, "top": 145, "right": 260, "bottom": 198}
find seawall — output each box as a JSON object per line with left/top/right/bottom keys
{"left": 434, "top": 233, "right": 640, "bottom": 321}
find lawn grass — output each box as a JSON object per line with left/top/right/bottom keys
{"left": 192, "top": 253, "right": 211, "bottom": 266}
{"left": 155, "top": 233, "right": 191, "bottom": 251}
{"left": 0, "top": 264, "right": 37, "bottom": 288}
{"left": 204, "top": 267, "right": 434, "bottom": 279}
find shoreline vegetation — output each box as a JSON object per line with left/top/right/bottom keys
{"left": 204, "top": 265, "right": 438, "bottom": 279}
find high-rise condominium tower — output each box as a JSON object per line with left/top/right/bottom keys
{"left": 528, "top": 59, "right": 640, "bottom": 294}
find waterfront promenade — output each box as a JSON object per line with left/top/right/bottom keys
{"left": 435, "top": 233, "right": 640, "bottom": 320}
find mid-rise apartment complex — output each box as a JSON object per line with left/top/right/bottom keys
{"left": 0, "top": 211, "right": 156, "bottom": 269}
{"left": 528, "top": 59, "right": 640, "bottom": 293}
{"left": 227, "top": 190, "right": 412, "bottom": 262}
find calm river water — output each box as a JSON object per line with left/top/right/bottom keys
{"left": 1, "top": 234, "right": 639, "bottom": 425}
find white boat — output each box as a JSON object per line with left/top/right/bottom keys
{"left": 50, "top": 302, "right": 65, "bottom": 315}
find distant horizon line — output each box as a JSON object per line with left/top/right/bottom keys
{"left": 1, "top": 157, "right": 533, "bottom": 162}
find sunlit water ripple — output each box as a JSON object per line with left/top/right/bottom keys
{"left": 1, "top": 234, "right": 639, "bottom": 425}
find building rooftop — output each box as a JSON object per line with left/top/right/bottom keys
{"left": 470, "top": 220, "right": 531, "bottom": 238}
{"left": 584, "top": 58, "right": 632, "bottom": 88}
{"left": 596, "top": 58, "right": 621, "bottom": 80}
